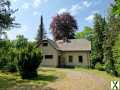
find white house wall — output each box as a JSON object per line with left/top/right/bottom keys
{"left": 62, "top": 51, "right": 90, "bottom": 67}
{"left": 40, "top": 42, "right": 58, "bottom": 67}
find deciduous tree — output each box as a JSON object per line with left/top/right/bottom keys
{"left": 75, "top": 26, "right": 93, "bottom": 41}
{"left": 0, "top": 0, "right": 19, "bottom": 39}
{"left": 50, "top": 12, "right": 78, "bottom": 41}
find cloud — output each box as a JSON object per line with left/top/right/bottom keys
{"left": 69, "top": 4, "right": 82, "bottom": 15}
{"left": 33, "top": 0, "right": 42, "bottom": 8}
{"left": 7, "top": 25, "right": 29, "bottom": 40}
{"left": 85, "top": 14, "right": 94, "bottom": 22}
{"left": 85, "top": 10, "right": 99, "bottom": 22}
{"left": 33, "top": 0, "right": 49, "bottom": 8}
{"left": 21, "top": 3, "right": 30, "bottom": 10}
{"left": 58, "top": 4, "right": 82, "bottom": 15}
{"left": 83, "top": 1, "right": 92, "bottom": 8}
{"left": 58, "top": 8, "right": 67, "bottom": 14}
{"left": 9, "top": 0, "right": 18, "bottom": 3}
{"left": 58, "top": 1, "right": 92, "bottom": 15}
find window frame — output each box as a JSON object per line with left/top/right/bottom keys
{"left": 42, "top": 43, "right": 48, "bottom": 46}
{"left": 78, "top": 56, "right": 83, "bottom": 63}
{"left": 69, "top": 56, "right": 73, "bottom": 63}
{"left": 45, "top": 55, "right": 53, "bottom": 59}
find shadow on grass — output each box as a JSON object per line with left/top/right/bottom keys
{"left": 0, "top": 72, "right": 58, "bottom": 89}
{"left": 33, "top": 74, "right": 58, "bottom": 82}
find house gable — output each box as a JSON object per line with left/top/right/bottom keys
{"left": 39, "top": 39, "right": 59, "bottom": 67}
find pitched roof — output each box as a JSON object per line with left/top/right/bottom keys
{"left": 55, "top": 39, "right": 91, "bottom": 51}
{"left": 41, "top": 38, "right": 91, "bottom": 51}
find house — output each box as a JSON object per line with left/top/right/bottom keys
{"left": 39, "top": 38, "right": 91, "bottom": 67}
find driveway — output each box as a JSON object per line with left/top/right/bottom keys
{"left": 45, "top": 69, "right": 110, "bottom": 90}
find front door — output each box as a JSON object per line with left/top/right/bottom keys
{"left": 58, "top": 56, "right": 65, "bottom": 68}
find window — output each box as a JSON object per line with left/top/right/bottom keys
{"left": 43, "top": 43, "right": 48, "bottom": 46}
{"left": 41, "top": 56, "right": 43, "bottom": 59}
{"left": 69, "top": 56, "right": 73, "bottom": 63}
{"left": 79, "top": 56, "right": 83, "bottom": 63}
{"left": 45, "top": 55, "right": 53, "bottom": 59}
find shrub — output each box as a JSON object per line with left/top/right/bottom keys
{"left": 95, "top": 63, "right": 105, "bottom": 71}
{"left": 0, "top": 49, "right": 10, "bottom": 69}
{"left": 0, "top": 56, "right": 8, "bottom": 69}
{"left": 112, "top": 34, "right": 120, "bottom": 76}
{"left": 3, "top": 63, "right": 17, "bottom": 72}
{"left": 116, "top": 64, "right": 120, "bottom": 76}
{"left": 17, "top": 45, "right": 42, "bottom": 79}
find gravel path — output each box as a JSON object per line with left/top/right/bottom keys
{"left": 45, "top": 69, "right": 110, "bottom": 90}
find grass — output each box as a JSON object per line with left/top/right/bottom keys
{"left": 75, "top": 67, "right": 120, "bottom": 81}
{"left": 0, "top": 67, "right": 65, "bottom": 89}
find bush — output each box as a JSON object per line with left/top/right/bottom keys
{"left": 5, "top": 48, "right": 18, "bottom": 72}
{"left": 2, "top": 63, "right": 17, "bottom": 72}
{"left": 115, "top": 64, "right": 120, "bottom": 76}
{"left": 17, "top": 45, "right": 42, "bottom": 79}
{"left": 112, "top": 34, "right": 120, "bottom": 76}
{"left": 95, "top": 63, "right": 105, "bottom": 71}
{"left": 0, "top": 56, "right": 8, "bottom": 69}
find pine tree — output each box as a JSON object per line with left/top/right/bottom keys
{"left": 36, "top": 16, "right": 45, "bottom": 44}
{"left": 91, "top": 13, "right": 105, "bottom": 66}
{"left": 104, "top": 12, "right": 120, "bottom": 76}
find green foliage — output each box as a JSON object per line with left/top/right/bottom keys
{"left": 0, "top": 0, "right": 19, "bottom": 39}
{"left": 0, "top": 46, "right": 17, "bottom": 72}
{"left": 95, "top": 63, "right": 105, "bottom": 71}
{"left": 0, "top": 40, "right": 12, "bottom": 69}
{"left": 113, "top": 34, "right": 120, "bottom": 76}
{"left": 103, "top": 13, "right": 120, "bottom": 76}
{"left": 112, "top": 0, "right": 120, "bottom": 15}
{"left": 13, "top": 35, "right": 28, "bottom": 48}
{"left": 3, "top": 63, "right": 17, "bottom": 72}
{"left": 91, "top": 14, "right": 106, "bottom": 67}
{"left": 75, "top": 26, "right": 93, "bottom": 41}
{"left": 17, "top": 44, "right": 42, "bottom": 79}
{"left": 0, "top": 35, "right": 28, "bottom": 73}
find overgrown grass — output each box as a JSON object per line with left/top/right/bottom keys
{"left": 0, "top": 67, "right": 65, "bottom": 89}
{"left": 75, "top": 67, "right": 120, "bottom": 81}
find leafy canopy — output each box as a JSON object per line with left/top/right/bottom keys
{"left": 50, "top": 12, "right": 78, "bottom": 41}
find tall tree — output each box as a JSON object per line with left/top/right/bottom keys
{"left": 50, "top": 12, "right": 78, "bottom": 41}
{"left": 14, "top": 35, "right": 28, "bottom": 48}
{"left": 112, "top": 0, "right": 120, "bottom": 15}
{"left": 112, "top": 33, "right": 120, "bottom": 76}
{"left": 104, "top": 12, "right": 120, "bottom": 76}
{"left": 36, "top": 16, "right": 45, "bottom": 44}
{"left": 0, "top": 0, "right": 18, "bottom": 39}
{"left": 91, "top": 13, "right": 106, "bottom": 66}
{"left": 75, "top": 26, "right": 93, "bottom": 41}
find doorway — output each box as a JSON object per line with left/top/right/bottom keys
{"left": 58, "top": 56, "right": 65, "bottom": 68}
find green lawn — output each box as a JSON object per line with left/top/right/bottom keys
{"left": 0, "top": 68, "right": 65, "bottom": 89}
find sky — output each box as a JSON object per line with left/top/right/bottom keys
{"left": 7, "top": 0, "right": 113, "bottom": 41}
